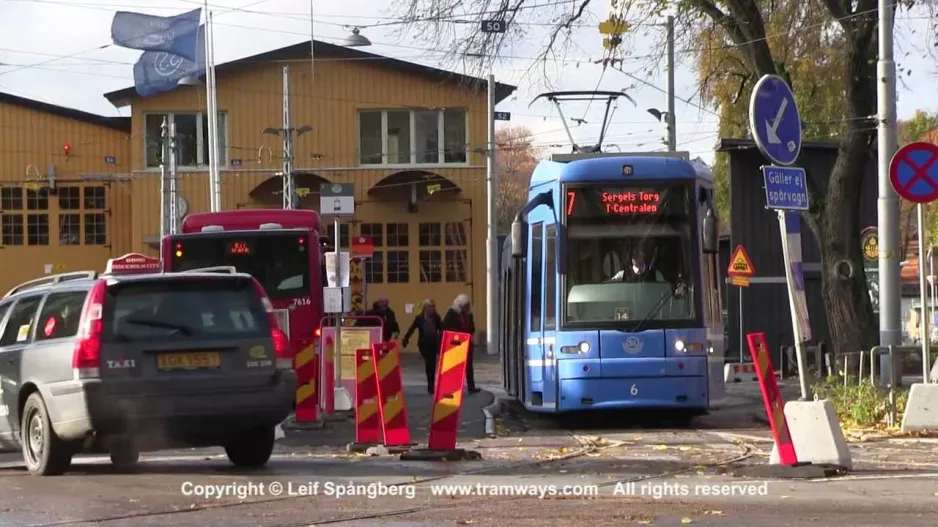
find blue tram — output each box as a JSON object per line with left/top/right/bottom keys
{"left": 499, "top": 152, "right": 726, "bottom": 417}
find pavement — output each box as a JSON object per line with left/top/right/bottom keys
{"left": 2, "top": 354, "right": 938, "bottom": 526}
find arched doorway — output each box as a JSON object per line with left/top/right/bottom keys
{"left": 362, "top": 170, "right": 472, "bottom": 338}
{"left": 246, "top": 172, "right": 331, "bottom": 209}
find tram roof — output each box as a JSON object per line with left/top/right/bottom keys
{"left": 529, "top": 152, "right": 712, "bottom": 188}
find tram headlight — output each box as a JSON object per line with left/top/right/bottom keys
{"left": 578, "top": 341, "right": 590, "bottom": 353}
{"left": 674, "top": 339, "right": 686, "bottom": 352}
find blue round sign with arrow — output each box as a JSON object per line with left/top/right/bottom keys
{"left": 749, "top": 74, "right": 802, "bottom": 166}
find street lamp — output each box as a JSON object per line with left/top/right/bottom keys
{"left": 342, "top": 27, "right": 371, "bottom": 47}
{"left": 178, "top": 75, "right": 203, "bottom": 86}
{"left": 647, "top": 108, "right": 673, "bottom": 149}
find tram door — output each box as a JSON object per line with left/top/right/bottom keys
{"left": 525, "top": 223, "right": 545, "bottom": 406}
{"left": 541, "top": 224, "right": 559, "bottom": 410}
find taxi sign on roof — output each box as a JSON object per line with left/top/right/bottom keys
{"left": 106, "top": 253, "right": 161, "bottom": 274}
{"left": 728, "top": 245, "right": 755, "bottom": 287}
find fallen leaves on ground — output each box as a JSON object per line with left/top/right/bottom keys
{"left": 681, "top": 517, "right": 693, "bottom": 524}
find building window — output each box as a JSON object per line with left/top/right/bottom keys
{"left": 59, "top": 214, "right": 80, "bottom": 245}
{"left": 360, "top": 223, "right": 383, "bottom": 247}
{"left": 53, "top": 186, "right": 108, "bottom": 246}
{"left": 359, "top": 223, "right": 384, "bottom": 283}
{"left": 419, "top": 250, "right": 442, "bottom": 283}
{"left": 26, "top": 188, "right": 48, "bottom": 211}
{"left": 326, "top": 224, "right": 350, "bottom": 248}
{"left": 364, "top": 251, "right": 384, "bottom": 284}
{"left": 1, "top": 215, "right": 23, "bottom": 246}
{"left": 444, "top": 222, "right": 469, "bottom": 283}
{"left": 2, "top": 188, "right": 49, "bottom": 246}
{"left": 27, "top": 214, "right": 49, "bottom": 246}
{"left": 358, "top": 108, "right": 467, "bottom": 166}
{"left": 58, "top": 187, "right": 81, "bottom": 210}
{"left": 419, "top": 223, "right": 441, "bottom": 246}
{"left": 1, "top": 187, "right": 23, "bottom": 210}
{"left": 145, "top": 112, "right": 228, "bottom": 168}
{"left": 386, "top": 223, "right": 409, "bottom": 247}
{"left": 1, "top": 187, "right": 24, "bottom": 247}
{"left": 387, "top": 250, "right": 410, "bottom": 283}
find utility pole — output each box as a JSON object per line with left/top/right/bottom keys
{"left": 877, "top": 0, "right": 900, "bottom": 368}
{"left": 282, "top": 65, "right": 295, "bottom": 209}
{"left": 666, "top": 15, "right": 676, "bottom": 152}
{"left": 263, "top": 65, "right": 312, "bottom": 210}
{"left": 486, "top": 73, "right": 498, "bottom": 357}
{"left": 169, "top": 121, "right": 178, "bottom": 234}
{"left": 159, "top": 116, "right": 170, "bottom": 239}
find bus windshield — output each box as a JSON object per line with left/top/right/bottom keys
{"left": 563, "top": 183, "right": 698, "bottom": 327}
{"left": 169, "top": 232, "right": 310, "bottom": 300}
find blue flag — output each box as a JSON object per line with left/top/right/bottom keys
{"left": 111, "top": 8, "right": 202, "bottom": 62}
{"left": 132, "top": 25, "right": 205, "bottom": 97}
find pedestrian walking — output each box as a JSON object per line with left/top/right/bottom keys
{"left": 365, "top": 297, "right": 400, "bottom": 342}
{"left": 402, "top": 299, "right": 443, "bottom": 393}
{"left": 441, "top": 294, "right": 481, "bottom": 394}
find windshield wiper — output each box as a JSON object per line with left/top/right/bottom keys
{"left": 630, "top": 280, "right": 688, "bottom": 334}
{"left": 122, "top": 318, "right": 193, "bottom": 335}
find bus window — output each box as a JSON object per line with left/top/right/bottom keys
{"left": 171, "top": 233, "right": 310, "bottom": 300}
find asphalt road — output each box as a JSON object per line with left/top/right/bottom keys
{"left": 2, "top": 355, "right": 937, "bottom": 526}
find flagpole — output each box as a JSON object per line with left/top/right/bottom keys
{"left": 208, "top": 10, "right": 221, "bottom": 211}
{"left": 202, "top": 4, "right": 218, "bottom": 211}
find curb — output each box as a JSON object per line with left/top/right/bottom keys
{"left": 482, "top": 387, "right": 509, "bottom": 438}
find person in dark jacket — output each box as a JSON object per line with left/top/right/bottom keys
{"left": 441, "top": 294, "right": 481, "bottom": 394}
{"left": 402, "top": 299, "right": 443, "bottom": 393}
{"left": 365, "top": 297, "right": 400, "bottom": 342}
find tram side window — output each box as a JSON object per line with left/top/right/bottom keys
{"left": 530, "top": 223, "right": 543, "bottom": 332}
{"left": 544, "top": 224, "right": 557, "bottom": 330}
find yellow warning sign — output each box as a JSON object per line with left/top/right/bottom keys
{"left": 727, "top": 245, "right": 755, "bottom": 278}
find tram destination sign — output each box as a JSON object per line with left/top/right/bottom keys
{"left": 565, "top": 186, "right": 687, "bottom": 218}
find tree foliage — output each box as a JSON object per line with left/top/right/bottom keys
{"left": 496, "top": 126, "right": 538, "bottom": 234}
{"left": 389, "top": 0, "right": 938, "bottom": 354}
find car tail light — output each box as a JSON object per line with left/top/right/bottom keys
{"left": 251, "top": 279, "right": 292, "bottom": 369}
{"left": 72, "top": 280, "right": 107, "bottom": 378}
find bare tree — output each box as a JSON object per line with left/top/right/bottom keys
{"left": 496, "top": 126, "right": 538, "bottom": 234}
{"left": 389, "top": 0, "right": 938, "bottom": 355}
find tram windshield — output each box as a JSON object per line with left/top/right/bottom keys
{"left": 563, "top": 183, "right": 698, "bottom": 327}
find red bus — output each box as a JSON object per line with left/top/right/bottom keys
{"left": 161, "top": 209, "right": 324, "bottom": 363}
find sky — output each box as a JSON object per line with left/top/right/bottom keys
{"left": 0, "top": 0, "right": 936, "bottom": 167}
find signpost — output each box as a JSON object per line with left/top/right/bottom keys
{"left": 750, "top": 73, "right": 810, "bottom": 400}
{"left": 493, "top": 111, "right": 511, "bottom": 121}
{"left": 889, "top": 141, "right": 938, "bottom": 384}
{"left": 320, "top": 183, "right": 355, "bottom": 410}
{"left": 728, "top": 245, "right": 755, "bottom": 362}
{"left": 481, "top": 20, "right": 507, "bottom": 33}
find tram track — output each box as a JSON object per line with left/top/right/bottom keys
{"left": 25, "top": 426, "right": 756, "bottom": 527}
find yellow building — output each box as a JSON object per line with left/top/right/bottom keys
{"left": 1, "top": 40, "right": 516, "bottom": 346}
{"left": 0, "top": 92, "right": 134, "bottom": 291}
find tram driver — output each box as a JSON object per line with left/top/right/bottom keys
{"left": 610, "top": 247, "right": 665, "bottom": 283}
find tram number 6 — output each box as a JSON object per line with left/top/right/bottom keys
{"left": 630, "top": 384, "right": 638, "bottom": 396}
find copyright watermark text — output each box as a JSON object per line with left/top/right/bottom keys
{"left": 180, "top": 481, "right": 416, "bottom": 500}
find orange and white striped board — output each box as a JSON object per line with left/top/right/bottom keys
{"left": 371, "top": 341, "right": 411, "bottom": 446}
{"left": 353, "top": 348, "right": 382, "bottom": 446}
{"left": 294, "top": 338, "right": 319, "bottom": 423}
{"left": 746, "top": 332, "right": 798, "bottom": 465}
{"left": 428, "top": 331, "right": 472, "bottom": 451}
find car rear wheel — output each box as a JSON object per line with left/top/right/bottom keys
{"left": 225, "top": 426, "right": 275, "bottom": 468}
{"left": 21, "top": 393, "right": 73, "bottom": 476}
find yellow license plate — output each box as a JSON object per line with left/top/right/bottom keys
{"left": 157, "top": 352, "right": 221, "bottom": 370}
